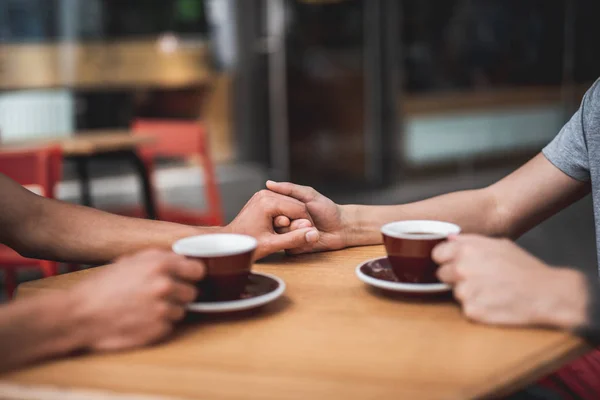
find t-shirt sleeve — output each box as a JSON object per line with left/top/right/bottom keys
{"left": 542, "top": 81, "right": 598, "bottom": 182}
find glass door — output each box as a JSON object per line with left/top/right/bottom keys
{"left": 395, "top": 0, "right": 582, "bottom": 173}
{"left": 236, "top": 0, "right": 396, "bottom": 187}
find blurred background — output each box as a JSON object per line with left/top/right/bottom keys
{"left": 0, "top": 0, "right": 598, "bottom": 296}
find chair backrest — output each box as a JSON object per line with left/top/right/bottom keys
{"left": 131, "top": 119, "right": 223, "bottom": 225}
{"left": 0, "top": 146, "right": 63, "bottom": 198}
{"left": 131, "top": 119, "right": 209, "bottom": 160}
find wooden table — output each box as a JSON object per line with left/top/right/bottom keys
{"left": 0, "top": 131, "right": 157, "bottom": 218}
{"left": 0, "top": 130, "right": 154, "bottom": 157}
{"left": 0, "top": 40, "right": 212, "bottom": 91}
{"left": 1, "top": 246, "right": 591, "bottom": 400}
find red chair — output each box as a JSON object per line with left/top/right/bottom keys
{"left": 0, "top": 146, "right": 63, "bottom": 298}
{"left": 117, "top": 119, "right": 224, "bottom": 226}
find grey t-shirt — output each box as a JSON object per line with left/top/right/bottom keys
{"left": 543, "top": 79, "right": 600, "bottom": 269}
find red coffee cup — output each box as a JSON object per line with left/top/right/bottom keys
{"left": 381, "top": 220, "right": 461, "bottom": 284}
{"left": 172, "top": 234, "right": 257, "bottom": 301}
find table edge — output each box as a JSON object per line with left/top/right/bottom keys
{"left": 464, "top": 334, "right": 592, "bottom": 398}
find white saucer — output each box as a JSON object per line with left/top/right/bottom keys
{"left": 355, "top": 257, "right": 451, "bottom": 294}
{"left": 186, "top": 272, "right": 286, "bottom": 313}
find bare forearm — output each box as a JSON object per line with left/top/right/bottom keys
{"left": 0, "top": 175, "right": 214, "bottom": 264}
{"left": 341, "top": 155, "right": 590, "bottom": 247}
{"left": 342, "top": 188, "right": 499, "bottom": 247}
{"left": 0, "top": 292, "right": 88, "bottom": 372}
{"left": 16, "top": 198, "right": 217, "bottom": 264}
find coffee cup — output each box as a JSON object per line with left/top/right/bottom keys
{"left": 172, "top": 234, "right": 257, "bottom": 301}
{"left": 381, "top": 220, "right": 461, "bottom": 284}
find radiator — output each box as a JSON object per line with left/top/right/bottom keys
{"left": 0, "top": 90, "right": 74, "bottom": 142}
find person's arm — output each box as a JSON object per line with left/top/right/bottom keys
{"left": 0, "top": 175, "right": 318, "bottom": 263}
{"left": 0, "top": 173, "right": 206, "bottom": 264}
{"left": 0, "top": 290, "right": 89, "bottom": 371}
{"left": 0, "top": 249, "right": 204, "bottom": 372}
{"left": 267, "top": 154, "right": 589, "bottom": 252}
{"left": 344, "top": 153, "right": 590, "bottom": 246}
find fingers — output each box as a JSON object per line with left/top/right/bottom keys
{"left": 254, "top": 190, "right": 313, "bottom": 222}
{"left": 164, "top": 303, "right": 187, "bottom": 321}
{"left": 266, "top": 181, "right": 319, "bottom": 203}
{"left": 275, "top": 226, "right": 290, "bottom": 234}
{"left": 143, "top": 321, "right": 175, "bottom": 345}
{"left": 166, "top": 256, "right": 206, "bottom": 282}
{"left": 274, "top": 217, "right": 312, "bottom": 231}
{"left": 437, "top": 263, "right": 461, "bottom": 284}
{"left": 154, "top": 279, "right": 195, "bottom": 319}
{"left": 264, "top": 227, "right": 319, "bottom": 254}
{"left": 277, "top": 219, "right": 313, "bottom": 234}
{"left": 291, "top": 219, "right": 313, "bottom": 229}
{"left": 274, "top": 215, "right": 291, "bottom": 228}
{"left": 90, "top": 320, "right": 174, "bottom": 351}
{"left": 453, "top": 282, "right": 472, "bottom": 303}
{"left": 119, "top": 250, "right": 205, "bottom": 283}
{"left": 433, "top": 233, "right": 497, "bottom": 265}
{"left": 168, "top": 280, "right": 198, "bottom": 304}
{"left": 432, "top": 241, "right": 459, "bottom": 264}
{"left": 265, "top": 195, "right": 312, "bottom": 221}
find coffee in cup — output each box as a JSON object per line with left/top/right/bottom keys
{"left": 381, "top": 220, "right": 461, "bottom": 284}
{"left": 172, "top": 234, "right": 257, "bottom": 301}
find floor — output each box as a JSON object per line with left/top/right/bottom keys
{"left": 1, "top": 161, "right": 596, "bottom": 300}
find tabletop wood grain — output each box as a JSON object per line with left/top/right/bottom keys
{"left": 2, "top": 246, "right": 591, "bottom": 400}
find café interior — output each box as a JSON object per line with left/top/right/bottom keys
{"left": 1, "top": 0, "right": 600, "bottom": 398}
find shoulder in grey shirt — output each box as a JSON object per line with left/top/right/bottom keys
{"left": 543, "top": 79, "right": 600, "bottom": 334}
{"left": 543, "top": 79, "right": 600, "bottom": 270}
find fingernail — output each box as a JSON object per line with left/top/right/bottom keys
{"left": 298, "top": 220, "right": 311, "bottom": 228}
{"left": 305, "top": 229, "right": 319, "bottom": 243}
{"left": 267, "top": 180, "right": 277, "bottom": 185}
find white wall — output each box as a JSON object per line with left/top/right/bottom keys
{"left": 404, "top": 105, "right": 568, "bottom": 165}
{"left": 0, "top": 90, "right": 74, "bottom": 142}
